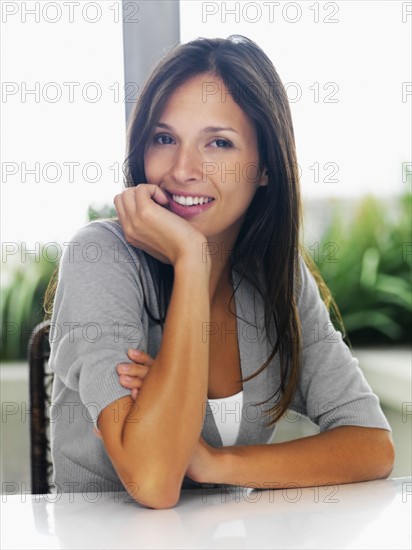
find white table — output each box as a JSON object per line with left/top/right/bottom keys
{"left": 1, "top": 477, "right": 411, "bottom": 549}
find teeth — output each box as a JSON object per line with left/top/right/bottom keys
{"left": 172, "top": 194, "right": 213, "bottom": 206}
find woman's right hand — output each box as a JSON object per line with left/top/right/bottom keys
{"left": 116, "top": 348, "right": 155, "bottom": 401}
{"left": 113, "top": 184, "right": 206, "bottom": 266}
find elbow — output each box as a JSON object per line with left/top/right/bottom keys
{"left": 344, "top": 427, "right": 395, "bottom": 482}
{"left": 370, "top": 430, "right": 395, "bottom": 480}
{"left": 123, "top": 473, "right": 181, "bottom": 510}
{"left": 139, "top": 484, "right": 181, "bottom": 510}
{"left": 378, "top": 432, "right": 395, "bottom": 479}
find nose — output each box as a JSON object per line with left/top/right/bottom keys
{"left": 170, "top": 142, "right": 203, "bottom": 184}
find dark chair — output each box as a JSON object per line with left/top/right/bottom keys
{"left": 28, "top": 320, "right": 53, "bottom": 494}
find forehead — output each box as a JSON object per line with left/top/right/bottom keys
{"left": 159, "top": 73, "right": 256, "bottom": 134}
{"left": 167, "top": 73, "right": 228, "bottom": 103}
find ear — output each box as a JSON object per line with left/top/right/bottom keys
{"left": 258, "top": 167, "right": 268, "bottom": 188}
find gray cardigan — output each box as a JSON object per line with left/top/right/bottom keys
{"left": 49, "top": 220, "right": 391, "bottom": 493}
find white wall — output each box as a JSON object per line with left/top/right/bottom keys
{"left": 1, "top": 0, "right": 126, "bottom": 252}
{"left": 179, "top": 0, "right": 411, "bottom": 200}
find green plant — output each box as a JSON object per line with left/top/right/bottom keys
{"left": 0, "top": 205, "right": 117, "bottom": 361}
{"left": 88, "top": 204, "right": 116, "bottom": 222}
{"left": 1, "top": 252, "right": 57, "bottom": 361}
{"left": 309, "top": 192, "right": 412, "bottom": 346}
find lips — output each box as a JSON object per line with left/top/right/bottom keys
{"left": 164, "top": 189, "right": 216, "bottom": 219}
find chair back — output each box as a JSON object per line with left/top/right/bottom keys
{"left": 28, "top": 320, "right": 53, "bottom": 494}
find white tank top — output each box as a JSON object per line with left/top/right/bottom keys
{"left": 207, "top": 390, "right": 243, "bottom": 446}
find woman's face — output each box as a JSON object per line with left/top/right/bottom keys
{"left": 144, "top": 72, "right": 268, "bottom": 248}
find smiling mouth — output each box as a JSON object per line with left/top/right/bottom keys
{"left": 165, "top": 190, "right": 215, "bottom": 207}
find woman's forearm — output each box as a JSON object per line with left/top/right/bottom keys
{"left": 211, "top": 426, "right": 395, "bottom": 489}
{"left": 121, "top": 250, "right": 212, "bottom": 495}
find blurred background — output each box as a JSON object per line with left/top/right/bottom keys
{"left": 1, "top": 1, "right": 411, "bottom": 490}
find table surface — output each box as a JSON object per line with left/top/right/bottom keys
{"left": 1, "top": 477, "right": 411, "bottom": 549}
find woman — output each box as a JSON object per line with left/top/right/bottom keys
{"left": 46, "top": 35, "right": 394, "bottom": 509}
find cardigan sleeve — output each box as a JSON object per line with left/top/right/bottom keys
{"left": 289, "top": 256, "right": 392, "bottom": 432}
{"left": 48, "top": 220, "right": 149, "bottom": 428}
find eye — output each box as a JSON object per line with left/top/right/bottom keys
{"left": 210, "top": 139, "right": 233, "bottom": 149}
{"left": 152, "top": 133, "right": 174, "bottom": 145}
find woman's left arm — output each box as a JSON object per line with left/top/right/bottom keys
{"left": 114, "top": 351, "right": 394, "bottom": 487}
{"left": 187, "top": 426, "right": 395, "bottom": 487}
{"left": 192, "top": 256, "right": 389, "bottom": 490}
{"left": 187, "top": 256, "right": 397, "bottom": 487}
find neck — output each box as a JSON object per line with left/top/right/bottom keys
{"left": 207, "top": 236, "right": 237, "bottom": 308}
{"left": 206, "top": 215, "right": 246, "bottom": 306}
{"left": 209, "top": 261, "right": 232, "bottom": 307}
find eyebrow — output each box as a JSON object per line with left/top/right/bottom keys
{"left": 155, "top": 122, "right": 239, "bottom": 135}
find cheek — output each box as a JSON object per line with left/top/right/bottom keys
{"left": 143, "top": 151, "right": 160, "bottom": 182}
{"left": 144, "top": 148, "right": 173, "bottom": 180}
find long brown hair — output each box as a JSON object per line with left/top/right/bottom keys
{"left": 44, "top": 35, "right": 348, "bottom": 426}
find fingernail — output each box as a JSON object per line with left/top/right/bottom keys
{"left": 128, "top": 348, "right": 140, "bottom": 356}
{"left": 121, "top": 365, "right": 130, "bottom": 372}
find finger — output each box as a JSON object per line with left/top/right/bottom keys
{"left": 135, "top": 182, "right": 168, "bottom": 202}
{"left": 149, "top": 184, "right": 169, "bottom": 206}
{"left": 118, "top": 374, "right": 143, "bottom": 390}
{"left": 118, "top": 188, "right": 138, "bottom": 218}
{"left": 131, "top": 388, "right": 139, "bottom": 401}
{"left": 113, "top": 193, "right": 127, "bottom": 219}
{"left": 127, "top": 348, "right": 154, "bottom": 365}
{"left": 117, "top": 362, "right": 149, "bottom": 377}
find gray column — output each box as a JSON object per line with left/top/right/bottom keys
{"left": 122, "top": 0, "right": 180, "bottom": 124}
